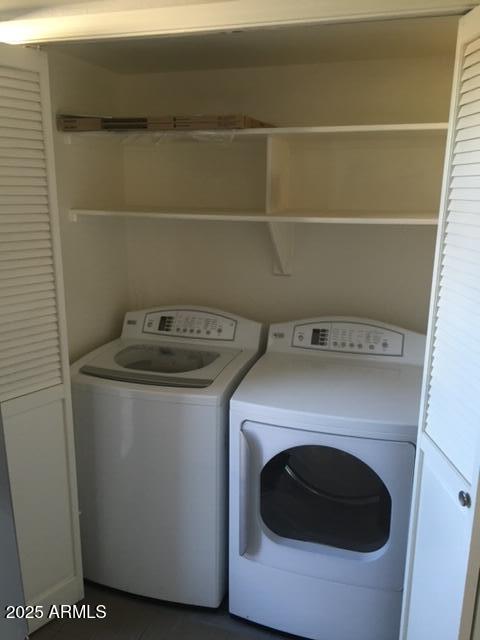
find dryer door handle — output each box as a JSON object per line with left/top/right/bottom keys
{"left": 239, "top": 430, "right": 249, "bottom": 556}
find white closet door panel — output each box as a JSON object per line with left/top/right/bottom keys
{"left": 403, "top": 13, "right": 480, "bottom": 639}
{"left": 2, "top": 390, "right": 78, "bottom": 603}
{"left": 406, "top": 442, "right": 473, "bottom": 640}
{"left": 0, "top": 44, "right": 82, "bottom": 631}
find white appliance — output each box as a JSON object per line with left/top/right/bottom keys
{"left": 71, "top": 306, "right": 264, "bottom": 608}
{"left": 229, "top": 317, "right": 425, "bottom": 640}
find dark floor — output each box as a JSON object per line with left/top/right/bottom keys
{"left": 31, "top": 583, "right": 290, "bottom": 640}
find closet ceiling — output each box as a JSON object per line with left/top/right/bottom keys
{"left": 44, "top": 15, "right": 458, "bottom": 73}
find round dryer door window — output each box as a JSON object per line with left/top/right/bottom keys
{"left": 115, "top": 345, "right": 219, "bottom": 373}
{"left": 260, "top": 445, "right": 391, "bottom": 552}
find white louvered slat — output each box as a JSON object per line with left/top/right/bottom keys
{"left": 0, "top": 76, "right": 39, "bottom": 94}
{"left": 459, "top": 87, "right": 480, "bottom": 106}
{"left": 0, "top": 127, "right": 43, "bottom": 140}
{"left": 0, "top": 177, "right": 47, "bottom": 187}
{"left": 450, "top": 175, "right": 480, "bottom": 188}
{"left": 0, "top": 67, "right": 38, "bottom": 83}
{"left": 0, "top": 167, "right": 46, "bottom": 178}
{"left": 457, "top": 112, "right": 480, "bottom": 129}
{"left": 465, "top": 37, "right": 480, "bottom": 57}
{"left": 447, "top": 198, "right": 480, "bottom": 213}
{"left": 0, "top": 273, "right": 54, "bottom": 290}
{"left": 452, "top": 162, "right": 480, "bottom": 175}
{"left": 0, "top": 256, "right": 53, "bottom": 272}
{"left": 0, "top": 138, "right": 44, "bottom": 150}
{"left": 464, "top": 48, "right": 480, "bottom": 70}
{"left": 0, "top": 326, "right": 58, "bottom": 348}
{"left": 0, "top": 87, "right": 40, "bottom": 104}
{"left": 0, "top": 346, "right": 60, "bottom": 372}
{"left": 453, "top": 149, "right": 480, "bottom": 163}
{"left": 461, "top": 73, "right": 480, "bottom": 93}
{"left": 0, "top": 358, "right": 60, "bottom": 384}
{"left": 461, "top": 59, "right": 480, "bottom": 81}
{"left": 455, "top": 137, "right": 480, "bottom": 153}
{"left": 0, "top": 148, "right": 45, "bottom": 160}
{"left": 0, "top": 118, "right": 43, "bottom": 132}
{"left": 459, "top": 100, "right": 480, "bottom": 117}
{"left": 456, "top": 124, "right": 480, "bottom": 141}
{"left": 0, "top": 312, "right": 58, "bottom": 337}
{"left": 0, "top": 157, "right": 45, "bottom": 169}
{"left": 0, "top": 63, "right": 63, "bottom": 402}
{"left": 0, "top": 107, "right": 41, "bottom": 122}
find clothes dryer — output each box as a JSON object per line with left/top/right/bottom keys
{"left": 229, "top": 317, "right": 425, "bottom": 640}
{"left": 72, "top": 306, "right": 264, "bottom": 607}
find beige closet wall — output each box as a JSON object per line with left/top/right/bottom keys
{"left": 120, "top": 55, "right": 453, "bottom": 332}
{"left": 48, "top": 51, "right": 130, "bottom": 361}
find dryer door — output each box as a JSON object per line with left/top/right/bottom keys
{"left": 239, "top": 421, "right": 415, "bottom": 591}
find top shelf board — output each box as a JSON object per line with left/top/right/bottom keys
{"left": 61, "top": 122, "right": 449, "bottom": 144}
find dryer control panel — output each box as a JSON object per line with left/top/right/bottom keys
{"left": 142, "top": 309, "right": 237, "bottom": 341}
{"left": 292, "top": 321, "right": 404, "bottom": 356}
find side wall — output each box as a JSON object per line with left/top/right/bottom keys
{"left": 48, "top": 51, "right": 130, "bottom": 361}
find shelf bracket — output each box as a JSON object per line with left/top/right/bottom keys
{"left": 267, "top": 221, "right": 294, "bottom": 276}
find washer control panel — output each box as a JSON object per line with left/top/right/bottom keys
{"left": 143, "top": 309, "right": 237, "bottom": 341}
{"left": 292, "top": 321, "right": 404, "bottom": 356}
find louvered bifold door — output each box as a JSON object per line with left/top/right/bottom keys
{"left": 0, "top": 43, "right": 83, "bottom": 633}
{"left": 0, "top": 61, "right": 62, "bottom": 400}
{"left": 402, "top": 8, "right": 480, "bottom": 640}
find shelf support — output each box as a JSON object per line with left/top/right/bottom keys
{"left": 267, "top": 222, "right": 294, "bottom": 276}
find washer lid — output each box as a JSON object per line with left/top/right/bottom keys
{"left": 231, "top": 352, "right": 423, "bottom": 428}
{"left": 79, "top": 339, "right": 240, "bottom": 388}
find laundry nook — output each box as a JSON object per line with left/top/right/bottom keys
{"left": 0, "top": 2, "right": 480, "bottom": 640}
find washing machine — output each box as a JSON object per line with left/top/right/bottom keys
{"left": 71, "top": 306, "right": 264, "bottom": 608}
{"left": 229, "top": 317, "right": 425, "bottom": 640}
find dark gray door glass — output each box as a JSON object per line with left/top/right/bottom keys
{"left": 260, "top": 445, "right": 391, "bottom": 552}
